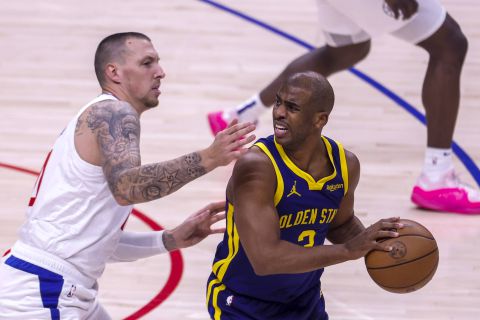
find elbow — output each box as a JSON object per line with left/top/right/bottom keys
{"left": 248, "top": 253, "right": 277, "bottom": 276}
{"left": 109, "top": 180, "right": 135, "bottom": 206}
{"left": 252, "top": 265, "right": 271, "bottom": 276}
{"left": 113, "top": 195, "right": 133, "bottom": 206}
{"left": 251, "top": 261, "right": 270, "bottom": 276}
{"left": 243, "top": 242, "right": 284, "bottom": 276}
{"left": 107, "top": 173, "right": 136, "bottom": 206}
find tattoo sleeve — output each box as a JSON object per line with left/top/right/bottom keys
{"left": 87, "top": 100, "right": 207, "bottom": 204}
{"left": 74, "top": 117, "right": 83, "bottom": 136}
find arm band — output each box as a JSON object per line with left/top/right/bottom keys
{"left": 108, "top": 230, "right": 167, "bottom": 263}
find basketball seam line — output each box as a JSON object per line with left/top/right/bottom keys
{"left": 372, "top": 258, "right": 439, "bottom": 290}
{"left": 367, "top": 248, "right": 438, "bottom": 270}
{"left": 378, "top": 234, "right": 434, "bottom": 243}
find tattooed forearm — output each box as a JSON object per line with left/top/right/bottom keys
{"left": 162, "top": 230, "right": 176, "bottom": 252}
{"left": 87, "top": 100, "right": 207, "bottom": 205}
{"left": 118, "top": 152, "right": 207, "bottom": 202}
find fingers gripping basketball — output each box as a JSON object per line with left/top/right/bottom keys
{"left": 365, "top": 219, "right": 439, "bottom": 293}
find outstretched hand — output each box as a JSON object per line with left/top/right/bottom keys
{"left": 164, "top": 201, "right": 226, "bottom": 251}
{"left": 384, "top": 0, "right": 418, "bottom": 20}
{"left": 204, "top": 119, "right": 256, "bottom": 168}
{"left": 344, "top": 217, "right": 404, "bottom": 260}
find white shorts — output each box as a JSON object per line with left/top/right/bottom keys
{"left": 0, "top": 242, "right": 111, "bottom": 320}
{"left": 316, "top": 0, "right": 447, "bottom": 46}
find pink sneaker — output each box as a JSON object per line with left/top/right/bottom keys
{"left": 411, "top": 170, "right": 480, "bottom": 214}
{"left": 207, "top": 111, "right": 228, "bottom": 136}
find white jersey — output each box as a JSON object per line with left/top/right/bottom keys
{"left": 18, "top": 94, "right": 133, "bottom": 282}
{"left": 316, "top": 0, "right": 446, "bottom": 46}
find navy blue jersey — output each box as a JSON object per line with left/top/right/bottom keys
{"left": 207, "top": 135, "right": 349, "bottom": 317}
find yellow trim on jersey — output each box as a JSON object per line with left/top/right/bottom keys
{"left": 207, "top": 141, "right": 288, "bottom": 318}
{"left": 216, "top": 221, "right": 239, "bottom": 280}
{"left": 206, "top": 277, "right": 226, "bottom": 319}
{"left": 254, "top": 142, "right": 284, "bottom": 206}
{"left": 212, "top": 203, "right": 237, "bottom": 276}
{"left": 207, "top": 203, "right": 238, "bottom": 318}
{"left": 213, "top": 283, "right": 226, "bottom": 320}
{"left": 206, "top": 277, "right": 220, "bottom": 307}
{"left": 337, "top": 141, "right": 349, "bottom": 195}
{"left": 274, "top": 136, "right": 337, "bottom": 191}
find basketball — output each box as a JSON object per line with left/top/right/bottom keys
{"left": 365, "top": 219, "right": 439, "bottom": 293}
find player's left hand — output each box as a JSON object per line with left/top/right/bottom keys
{"left": 384, "top": 0, "right": 419, "bottom": 20}
{"left": 204, "top": 119, "right": 256, "bottom": 168}
{"left": 166, "top": 201, "right": 226, "bottom": 250}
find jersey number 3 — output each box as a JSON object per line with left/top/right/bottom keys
{"left": 298, "top": 230, "right": 316, "bottom": 248}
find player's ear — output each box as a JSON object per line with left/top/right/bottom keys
{"left": 105, "top": 63, "right": 121, "bottom": 84}
{"left": 314, "top": 111, "right": 329, "bottom": 128}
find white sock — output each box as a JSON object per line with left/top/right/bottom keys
{"left": 422, "top": 147, "right": 454, "bottom": 182}
{"left": 222, "top": 94, "right": 268, "bottom": 123}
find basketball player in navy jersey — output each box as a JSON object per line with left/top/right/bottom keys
{"left": 0, "top": 32, "right": 255, "bottom": 319}
{"left": 208, "top": 0, "right": 480, "bottom": 215}
{"left": 206, "top": 71, "right": 403, "bottom": 319}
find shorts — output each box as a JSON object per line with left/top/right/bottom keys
{"left": 316, "top": 0, "right": 447, "bottom": 46}
{"left": 206, "top": 273, "right": 328, "bottom": 320}
{"left": 0, "top": 242, "right": 110, "bottom": 320}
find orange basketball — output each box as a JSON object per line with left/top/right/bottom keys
{"left": 365, "top": 219, "right": 439, "bottom": 293}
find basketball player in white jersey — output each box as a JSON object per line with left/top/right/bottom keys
{"left": 208, "top": 0, "right": 480, "bottom": 214}
{"left": 0, "top": 32, "right": 256, "bottom": 319}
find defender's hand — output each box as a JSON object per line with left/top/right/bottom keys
{"left": 164, "top": 201, "right": 226, "bottom": 251}
{"left": 204, "top": 119, "right": 256, "bottom": 169}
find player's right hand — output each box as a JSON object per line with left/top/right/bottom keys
{"left": 344, "top": 217, "right": 404, "bottom": 260}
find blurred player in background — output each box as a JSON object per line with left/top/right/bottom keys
{"left": 208, "top": 0, "right": 480, "bottom": 214}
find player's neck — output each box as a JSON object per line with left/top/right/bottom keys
{"left": 101, "top": 87, "right": 145, "bottom": 116}
{"left": 284, "top": 138, "right": 327, "bottom": 177}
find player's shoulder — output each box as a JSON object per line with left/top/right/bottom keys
{"left": 90, "top": 99, "right": 138, "bottom": 116}
{"left": 242, "top": 145, "right": 272, "bottom": 163}
{"left": 83, "top": 98, "right": 140, "bottom": 134}
{"left": 342, "top": 147, "right": 360, "bottom": 189}
{"left": 233, "top": 146, "right": 274, "bottom": 175}
{"left": 343, "top": 148, "right": 360, "bottom": 171}
{"left": 327, "top": 136, "right": 358, "bottom": 169}
{"left": 85, "top": 99, "right": 140, "bottom": 129}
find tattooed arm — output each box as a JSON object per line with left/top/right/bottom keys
{"left": 85, "top": 100, "right": 255, "bottom": 205}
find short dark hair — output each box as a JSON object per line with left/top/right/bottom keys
{"left": 287, "top": 71, "right": 335, "bottom": 113}
{"left": 94, "top": 32, "right": 151, "bottom": 86}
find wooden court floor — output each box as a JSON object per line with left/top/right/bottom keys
{"left": 0, "top": 0, "right": 479, "bottom": 319}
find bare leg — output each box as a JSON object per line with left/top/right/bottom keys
{"left": 259, "top": 40, "right": 371, "bottom": 106}
{"left": 416, "top": 14, "right": 468, "bottom": 148}
{"left": 207, "top": 40, "right": 371, "bottom": 132}
{"left": 410, "top": 14, "right": 480, "bottom": 214}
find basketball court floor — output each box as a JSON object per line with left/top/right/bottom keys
{"left": 0, "top": 0, "right": 479, "bottom": 319}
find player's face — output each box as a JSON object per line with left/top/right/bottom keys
{"left": 120, "top": 38, "right": 165, "bottom": 110}
{"left": 272, "top": 85, "right": 318, "bottom": 149}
